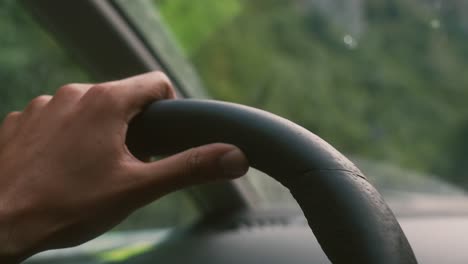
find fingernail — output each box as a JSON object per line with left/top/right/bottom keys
{"left": 219, "top": 148, "right": 249, "bottom": 178}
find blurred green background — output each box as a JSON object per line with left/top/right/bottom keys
{"left": 0, "top": 0, "right": 91, "bottom": 115}
{"left": 1, "top": 0, "right": 468, "bottom": 195}
{"left": 154, "top": 0, "right": 468, "bottom": 188}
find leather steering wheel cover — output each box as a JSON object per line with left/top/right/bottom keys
{"left": 126, "top": 99, "right": 417, "bottom": 264}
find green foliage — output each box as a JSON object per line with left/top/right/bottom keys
{"left": 154, "top": 0, "right": 242, "bottom": 55}
{"left": 156, "top": 0, "right": 468, "bottom": 187}
{"left": 0, "top": 0, "right": 90, "bottom": 118}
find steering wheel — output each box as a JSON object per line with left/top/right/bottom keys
{"left": 126, "top": 99, "right": 417, "bottom": 264}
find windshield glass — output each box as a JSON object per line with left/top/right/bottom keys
{"left": 117, "top": 0, "right": 468, "bottom": 214}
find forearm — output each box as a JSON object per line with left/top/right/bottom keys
{"left": 0, "top": 182, "right": 43, "bottom": 263}
{"left": 0, "top": 225, "right": 27, "bottom": 264}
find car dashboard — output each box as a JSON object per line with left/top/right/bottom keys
{"left": 26, "top": 206, "right": 468, "bottom": 264}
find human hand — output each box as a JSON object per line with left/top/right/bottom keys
{"left": 0, "top": 71, "right": 249, "bottom": 263}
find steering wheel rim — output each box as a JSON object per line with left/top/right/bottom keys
{"left": 126, "top": 99, "right": 417, "bottom": 264}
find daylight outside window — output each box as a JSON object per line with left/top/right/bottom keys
{"left": 6, "top": 0, "right": 468, "bottom": 262}
{"left": 117, "top": 0, "right": 468, "bottom": 214}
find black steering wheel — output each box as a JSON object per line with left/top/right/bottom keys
{"left": 126, "top": 99, "right": 417, "bottom": 264}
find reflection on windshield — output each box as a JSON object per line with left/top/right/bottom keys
{"left": 244, "top": 157, "right": 468, "bottom": 216}
{"left": 356, "top": 157, "right": 468, "bottom": 216}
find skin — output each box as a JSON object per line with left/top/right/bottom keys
{"left": 0, "top": 71, "right": 249, "bottom": 263}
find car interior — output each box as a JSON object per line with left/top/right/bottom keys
{"left": 1, "top": 0, "right": 467, "bottom": 263}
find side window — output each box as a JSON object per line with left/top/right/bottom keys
{"left": 0, "top": 0, "right": 91, "bottom": 117}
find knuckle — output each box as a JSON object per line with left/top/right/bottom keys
{"left": 56, "top": 83, "right": 84, "bottom": 98}
{"left": 154, "top": 71, "right": 169, "bottom": 83}
{"left": 88, "top": 83, "right": 116, "bottom": 98}
{"left": 34, "top": 95, "right": 52, "bottom": 102}
{"left": 151, "top": 71, "right": 175, "bottom": 99}
{"left": 185, "top": 148, "right": 203, "bottom": 178}
{"left": 81, "top": 83, "right": 121, "bottom": 111}
{"left": 92, "top": 82, "right": 114, "bottom": 93}
{"left": 158, "top": 73, "right": 175, "bottom": 97}
{"left": 2, "top": 111, "right": 21, "bottom": 124}
{"left": 27, "top": 95, "right": 51, "bottom": 109}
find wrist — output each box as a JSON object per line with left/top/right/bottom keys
{"left": 0, "top": 228, "right": 28, "bottom": 264}
{"left": 0, "top": 204, "right": 36, "bottom": 263}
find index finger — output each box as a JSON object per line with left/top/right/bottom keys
{"left": 97, "top": 71, "right": 177, "bottom": 121}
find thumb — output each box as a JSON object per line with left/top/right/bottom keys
{"left": 128, "top": 143, "right": 249, "bottom": 202}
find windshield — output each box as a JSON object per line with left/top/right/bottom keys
{"left": 117, "top": 0, "right": 468, "bottom": 214}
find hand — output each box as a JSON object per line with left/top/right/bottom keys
{"left": 0, "top": 71, "right": 249, "bottom": 263}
